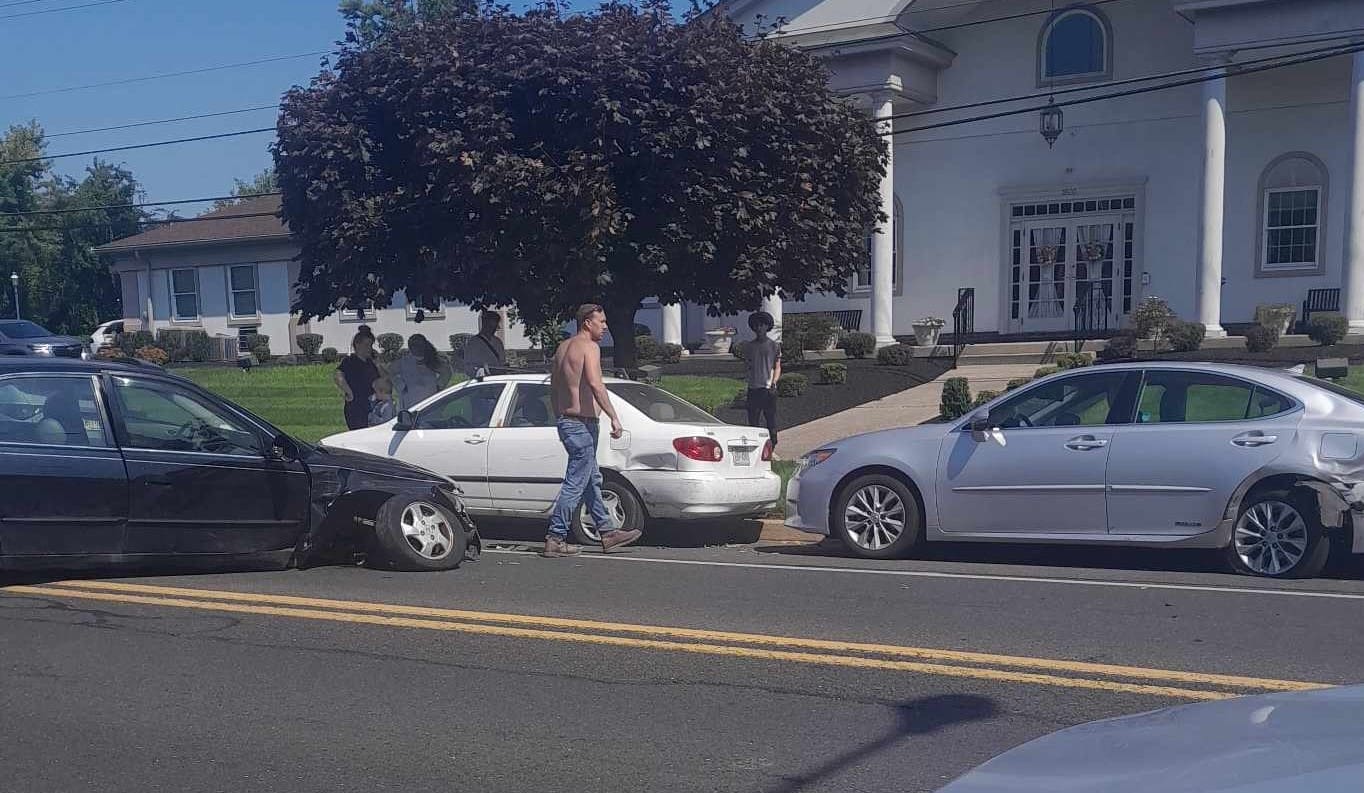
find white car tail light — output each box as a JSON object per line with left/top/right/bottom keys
{"left": 674, "top": 436, "right": 724, "bottom": 462}
{"left": 761, "top": 440, "right": 773, "bottom": 462}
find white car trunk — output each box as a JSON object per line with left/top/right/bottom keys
{"left": 670, "top": 424, "right": 771, "bottom": 475}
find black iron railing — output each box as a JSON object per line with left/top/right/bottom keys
{"left": 952, "top": 287, "right": 975, "bottom": 367}
{"left": 1072, "top": 282, "right": 1111, "bottom": 353}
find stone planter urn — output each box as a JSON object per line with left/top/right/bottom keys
{"left": 703, "top": 327, "right": 736, "bottom": 354}
{"left": 912, "top": 317, "right": 946, "bottom": 347}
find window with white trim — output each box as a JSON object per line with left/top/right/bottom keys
{"left": 1039, "top": 7, "right": 1110, "bottom": 84}
{"left": 1258, "top": 154, "right": 1327, "bottom": 276}
{"left": 339, "top": 301, "right": 375, "bottom": 322}
{"left": 854, "top": 195, "right": 903, "bottom": 293}
{"left": 229, "top": 264, "right": 258, "bottom": 317}
{"left": 169, "top": 268, "right": 199, "bottom": 321}
{"left": 405, "top": 297, "right": 445, "bottom": 320}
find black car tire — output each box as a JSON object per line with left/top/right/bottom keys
{"left": 1225, "top": 488, "right": 1330, "bottom": 579}
{"left": 370, "top": 494, "right": 468, "bottom": 572}
{"left": 831, "top": 473, "right": 923, "bottom": 560}
{"left": 571, "top": 476, "right": 644, "bottom": 546}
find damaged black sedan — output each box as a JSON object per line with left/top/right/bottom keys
{"left": 0, "top": 358, "right": 480, "bottom": 572}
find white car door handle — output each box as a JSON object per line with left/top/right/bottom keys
{"left": 1065, "top": 436, "right": 1108, "bottom": 451}
{"left": 464, "top": 436, "right": 487, "bottom": 445}
{"left": 1232, "top": 433, "right": 1277, "bottom": 447}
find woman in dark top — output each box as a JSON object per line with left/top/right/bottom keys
{"left": 334, "top": 331, "right": 381, "bottom": 430}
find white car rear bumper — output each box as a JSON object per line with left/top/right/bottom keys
{"left": 624, "top": 470, "right": 781, "bottom": 520}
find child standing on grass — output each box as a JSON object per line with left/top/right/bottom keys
{"left": 744, "top": 311, "right": 781, "bottom": 450}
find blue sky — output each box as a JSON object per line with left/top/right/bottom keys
{"left": 0, "top": 0, "right": 689, "bottom": 216}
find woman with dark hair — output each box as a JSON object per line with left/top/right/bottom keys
{"left": 334, "top": 331, "right": 381, "bottom": 430}
{"left": 393, "top": 333, "right": 452, "bottom": 410}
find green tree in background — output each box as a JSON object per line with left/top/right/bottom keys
{"left": 212, "top": 168, "right": 279, "bottom": 209}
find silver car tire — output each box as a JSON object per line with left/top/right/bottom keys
{"left": 370, "top": 494, "right": 468, "bottom": 572}
{"left": 1226, "top": 489, "right": 1329, "bottom": 579}
{"left": 832, "top": 474, "right": 923, "bottom": 560}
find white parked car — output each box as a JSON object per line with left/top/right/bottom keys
{"left": 90, "top": 319, "right": 125, "bottom": 355}
{"left": 321, "top": 374, "right": 781, "bottom": 543}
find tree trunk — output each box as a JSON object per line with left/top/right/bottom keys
{"left": 604, "top": 298, "right": 642, "bottom": 371}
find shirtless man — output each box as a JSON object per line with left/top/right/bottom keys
{"left": 543, "top": 303, "right": 643, "bottom": 557}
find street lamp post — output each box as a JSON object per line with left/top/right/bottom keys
{"left": 9, "top": 273, "right": 18, "bottom": 320}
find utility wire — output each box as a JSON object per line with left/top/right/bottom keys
{"left": 0, "top": 192, "right": 281, "bottom": 217}
{"left": 0, "top": 0, "right": 67, "bottom": 9}
{"left": 916, "top": 0, "right": 1123, "bottom": 35}
{"left": 0, "top": 127, "right": 277, "bottom": 166}
{"left": 0, "top": 210, "right": 282, "bottom": 234}
{"left": 0, "top": 0, "right": 128, "bottom": 19}
{"left": 47, "top": 105, "right": 280, "bottom": 138}
{"left": 0, "top": 51, "right": 325, "bottom": 101}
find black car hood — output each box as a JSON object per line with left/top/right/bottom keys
{"left": 303, "top": 444, "right": 448, "bottom": 485}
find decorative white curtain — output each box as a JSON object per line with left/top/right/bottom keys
{"left": 1076, "top": 224, "right": 1115, "bottom": 312}
{"left": 1028, "top": 227, "right": 1065, "bottom": 319}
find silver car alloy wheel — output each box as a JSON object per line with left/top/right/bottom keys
{"left": 580, "top": 488, "right": 626, "bottom": 544}
{"left": 844, "top": 484, "right": 906, "bottom": 551}
{"left": 1235, "top": 499, "right": 1309, "bottom": 576}
{"left": 400, "top": 501, "right": 456, "bottom": 560}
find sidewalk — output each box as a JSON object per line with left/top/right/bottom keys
{"left": 777, "top": 362, "right": 1040, "bottom": 460}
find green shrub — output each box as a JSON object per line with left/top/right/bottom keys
{"left": 448, "top": 333, "right": 473, "bottom": 358}
{"left": 785, "top": 314, "right": 841, "bottom": 351}
{"left": 1131, "top": 297, "right": 1175, "bottom": 340}
{"left": 876, "top": 344, "right": 914, "bottom": 366}
{"left": 1034, "top": 366, "right": 1059, "bottom": 378}
{"left": 96, "top": 347, "right": 127, "bottom": 360}
{"left": 818, "top": 362, "right": 848, "bottom": 385}
{"left": 154, "top": 329, "right": 211, "bottom": 362}
{"left": 1097, "top": 331, "right": 1138, "bottom": 362}
{"left": 376, "top": 332, "right": 404, "bottom": 357}
{"left": 1166, "top": 320, "right": 1206, "bottom": 353}
{"left": 1054, "top": 352, "right": 1091, "bottom": 370}
{"left": 940, "top": 377, "right": 972, "bottom": 420}
{"left": 117, "top": 330, "right": 155, "bottom": 357}
{"left": 320, "top": 347, "right": 341, "bottom": 364}
{"left": 632, "top": 323, "right": 652, "bottom": 338}
{"left": 731, "top": 339, "right": 749, "bottom": 362}
{"left": 134, "top": 345, "right": 169, "bottom": 366}
{"left": 296, "top": 333, "right": 324, "bottom": 360}
{"left": 1307, "top": 314, "right": 1349, "bottom": 347}
{"left": 1244, "top": 325, "right": 1279, "bottom": 353}
{"left": 1006, "top": 377, "right": 1031, "bottom": 391}
{"left": 839, "top": 331, "right": 877, "bottom": 359}
{"left": 634, "top": 334, "right": 662, "bottom": 364}
{"left": 972, "top": 389, "right": 1000, "bottom": 408}
{"left": 1255, "top": 303, "right": 1297, "bottom": 334}
{"left": 248, "top": 334, "right": 272, "bottom": 363}
{"left": 775, "top": 373, "right": 809, "bottom": 397}
{"left": 780, "top": 330, "right": 805, "bottom": 365}
{"left": 660, "top": 343, "right": 684, "bottom": 365}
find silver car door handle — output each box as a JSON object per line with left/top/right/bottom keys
{"left": 1065, "top": 436, "right": 1108, "bottom": 451}
{"left": 464, "top": 436, "right": 487, "bottom": 445}
{"left": 1232, "top": 434, "right": 1277, "bottom": 447}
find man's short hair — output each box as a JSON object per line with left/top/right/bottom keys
{"left": 576, "top": 303, "right": 604, "bottom": 326}
{"left": 749, "top": 311, "right": 774, "bottom": 332}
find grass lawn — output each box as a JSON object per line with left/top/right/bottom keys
{"left": 177, "top": 364, "right": 745, "bottom": 444}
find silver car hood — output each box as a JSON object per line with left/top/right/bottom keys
{"left": 939, "top": 685, "right": 1364, "bottom": 793}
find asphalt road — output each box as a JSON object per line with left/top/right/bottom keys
{"left": 4, "top": 533, "right": 1364, "bottom": 793}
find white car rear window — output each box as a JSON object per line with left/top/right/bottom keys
{"left": 607, "top": 383, "right": 718, "bottom": 425}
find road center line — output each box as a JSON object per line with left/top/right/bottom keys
{"left": 44, "top": 579, "right": 1325, "bottom": 692}
{"left": 481, "top": 549, "right": 1364, "bottom": 602}
{"left": 2, "top": 584, "right": 1237, "bottom": 701}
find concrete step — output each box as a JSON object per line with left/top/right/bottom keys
{"left": 955, "top": 352, "right": 1074, "bottom": 366}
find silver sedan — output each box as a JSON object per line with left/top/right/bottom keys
{"left": 786, "top": 362, "right": 1364, "bottom": 578}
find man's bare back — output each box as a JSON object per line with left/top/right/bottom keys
{"left": 551, "top": 335, "right": 601, "bottom": 418}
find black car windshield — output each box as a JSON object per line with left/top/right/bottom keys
{"left": 0, "top": 320, "right": 54, "bottom": 339}
{"left": 607, "top": 382, "right": 719, "bottom": 424}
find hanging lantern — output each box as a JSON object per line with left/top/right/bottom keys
{"left": 1040, "top": 99, "right": 1064, "bottom": 148}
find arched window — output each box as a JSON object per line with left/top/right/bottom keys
{"left": 1258, "top": 153, "right": 1328, "bottom": 276}
{"left": 1039, "top": 7, "right": 1111, "bottom": 85}
{"left": 856, "top": 195, "right": 904, "bottom": 294}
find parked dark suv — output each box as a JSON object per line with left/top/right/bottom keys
{"left": 0, "top": 357, "right": 480, "bottom": 572}
{"left": 0, "top": 320, "right": 87, "bottom": 358}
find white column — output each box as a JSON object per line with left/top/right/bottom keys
{"left": 1196, "top": 62, "right": 1229, "bottom": 338}
{"left": 870, "top": 95, "right": 897, "bottom": 347}
{"left": 1343, "top": 50, "right": 1364, "bottom": 333}
{"left": 761, "top": 292, "right": 783, "bottom": 341}
{"left": 661, "top": 302, "right": 684, "bottom": 351}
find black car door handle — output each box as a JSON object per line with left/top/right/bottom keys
{"left": 144, "top": 478, "right": 174, "bottom": 487}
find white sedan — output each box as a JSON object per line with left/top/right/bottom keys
{"left": 321, "top": 374, "right": 781, "bottom": 543}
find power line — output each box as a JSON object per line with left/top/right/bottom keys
{"left": 0, "top": 127, "right": 276, "bottom": 166}
{"left": 916, "top": 0, "right": 1123, "bottom": 35}
{"left": 0, "top": 192, "right": 281, "bottom": 218}
{"left": 888, "top": 41, "right": 1364, "bottom": 137}
{"left": 0, "top": 0, "right": 128, "bottom": 19}
{"left": 892, "top": 39, "right": 1363, "bottom": 122}
{"left": 47, "top": 105, "right": 280, "bottom": 138}
{"left": 0, "top": 0, "right": 66, "bottom": 9}
{"left": 0, "top": 51, "right": 326, "bottom": 101}
{"left": 0, "top": 209, "right": 281, "bottom": 234}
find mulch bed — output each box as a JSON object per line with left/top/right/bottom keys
{"left": 687, "top": 357, "right": 949, "bottom": 430}
{"left": 1134, "top": 343, "right": 1364, "bottom": 368}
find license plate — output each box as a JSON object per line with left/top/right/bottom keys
{"left": 732, "top": 449, "right": 752, "bottom": 466}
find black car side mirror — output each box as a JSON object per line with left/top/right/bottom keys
{"left": 395, "top": 410, "right": 416, "bottom": 432}
{"left": 270, "top": 433, "right": 300, "bottom": 462}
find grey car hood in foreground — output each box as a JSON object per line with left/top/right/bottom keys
{"left": 939, "top": 685, "right": 1364, "bottom": 793}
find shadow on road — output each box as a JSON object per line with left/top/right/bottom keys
{"left": 754, "top": 538, "right": 1364, "bottom": 581}
{"left": 766, "top": 693, "right": 998, "bottom": 793}
{"left": 479, "top": 517, "right": 765, "bottom": 548}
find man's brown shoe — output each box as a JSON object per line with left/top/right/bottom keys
{"left": 600, "top": 528, "right": 642, "bottom": 553}
{"left": 541, "top": 536, "right": 581, "bottom": 558}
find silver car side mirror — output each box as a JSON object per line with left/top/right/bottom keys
{"left": 968, "top": 412, "right": 993, "bottom": 442}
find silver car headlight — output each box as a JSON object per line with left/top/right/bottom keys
{"left": 798, "top": 449, "right": 836, "bottom": 474}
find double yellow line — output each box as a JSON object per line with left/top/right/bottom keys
{"left": 4, "top": 580, "right": 1329, "bottom": 702}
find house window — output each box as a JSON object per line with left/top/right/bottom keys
{"left": 854, "top": 195, "right": 903, "bottom": 293}
{"left": 169, "top": 268, "right": 199, "bottom": 321}
{"left": 229, "top": 265, "right": 258, "bottom": 317}
{"left": 405, "top": 296, "right": 445, "bottom": 320}
{"left": 1039, "top": 7, "right": 1111, "bottom": 85}
{"left": 339, "top": 302, "right": 375, "bottom": 322}
{"left": 1258, "top": 153, "right": 1328, "bottom": 276}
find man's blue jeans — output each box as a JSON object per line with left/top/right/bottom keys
{"left": 548, "top": 417, "right": 615, "bottom": 539}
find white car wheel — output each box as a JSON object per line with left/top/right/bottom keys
{"left": 572, "top": 478, "right": 642, "bottom": 545}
